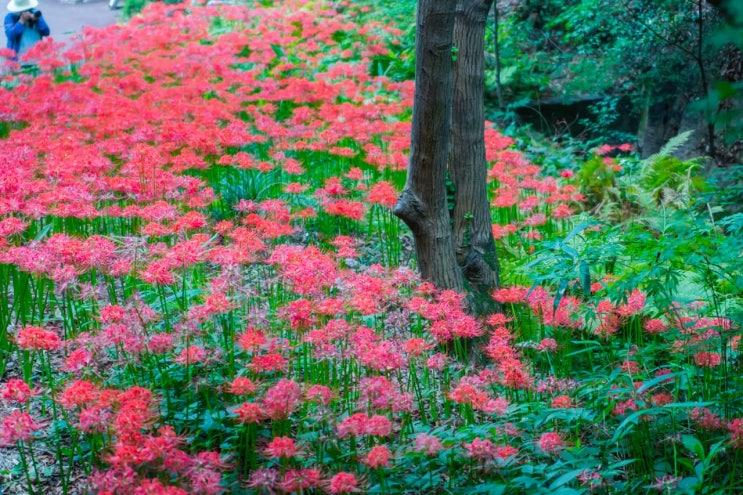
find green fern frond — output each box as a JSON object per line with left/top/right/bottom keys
{"left": 647, "top": 130, "right": 696, "bottom": 163}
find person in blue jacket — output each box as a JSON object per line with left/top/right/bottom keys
{"left": 4, "top": 0, "right": 49, "bottom": 60}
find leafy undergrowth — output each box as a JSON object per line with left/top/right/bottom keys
{"left": 0, "top": 1, "right": 741, "bottom": 494}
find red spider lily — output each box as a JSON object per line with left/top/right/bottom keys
{"left": 0, "top": 217, "right": 28, "bottom": 237}
{"left": 264, "top": 436, "right": 298, "bottom": 458}
{"left": 364, "top": 445, "right": 391, "bottom": 468}
{"left": 236, "top": 327, "right": 268, "bottom": 352}
{"left": 77, "top": 406, "right": 112, "bottom": 434}
{"left": 250, "top": 353, "right": 288, "bottom": 374}
{"left": 366, "top": 181, "right": 398, "bottom": 208}
{"left": 305, "top": 384, "right": 333, "bottom": 406}
{"left": 133, "top": 478, "right": 189, "bottom": 495}
{"left": 537, "top": 432, "right": 565, "bottom": 454}
{"left": 695, "top": 352, "right": 722, "bottom": 368}
{"left": 1, "top": 379, "right": 35, "bottom": 403}
{"left": 175, "top": 346, "right": 208, "bottom": 365}
{"left": 337, "top": 413, "right": 392, "bottom": 438}
{"left": 328, "top": 472, "right": 360, "bottom": 494}
{"left": 99, "top": 305, "right": 126, "bottom": 323}
{"left": 233, "top": 402, "right": 264, "bottom": 424}
{"left": 464, "top": 437, "right": 497, "bottom": 461}
{"left": 426, "top": 353, "right": 448, "bottom": 371}
{"left": 261, "top": 379, "right": 302, "bottom": 420}
{"left": 15, "top": 325, "right": 62, "bottom": 351}
{"left": 63, "top": 349, "right": 93, "bottom": 372}
{"left": 0, "top": 411, "right": 43, "bottom": 445}
{"left": 227, "top": 377, "right": 256, "bottom": 396}
{"left": 690, "top": 407, "right": 725, "bottom": 431}
{"left": 550, "top": 395, "right": 574, "bottom": 409}
{"left": 268, "top": 245, "right": 339, "bottom": 297}
{"left": 414, "top": 433, "right": 443, "bottom": 456}
{"left": 279, "top": 468, "right": 323, "bottom": 493}
{"left": 728, "top": 419, "right": 743, "bottom": 449}
{"left": 279, "top": 298, "right": 316, "bottom": 330}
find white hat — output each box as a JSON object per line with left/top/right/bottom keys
{"left": 7, "top": 0, "right": 38, "bottom": 12}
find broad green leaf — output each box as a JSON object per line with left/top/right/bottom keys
{"left": 549, "top": 468, "right": 588, "bottom": 490}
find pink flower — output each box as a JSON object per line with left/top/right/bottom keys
{"left": 694, "top": 352, "right": 721, "bottom": 368}
{"left": 414, "top": 433, "right": 443, "bottom": 456}
{"left": 262, "top": 379, "right": 301, "bottom": 420}
{"left": 364, "top": 445, "right": 391, "bottom": 468}
{"left": 228, "top": 377, "right": 256, "bottom": 395}
{"left": 495, "top": 445, "right": 519, "bottom": 460}
{"left": 279, "top": 469, "right": 322, "bottom": 493}
{"left": 77, "top": 406, "right": 111, "bottom": 434}
{"left": 551, "top": 204, "right": 573, "bottom": 219}
{"left": 612, "top": 398, "right": 638, "bottom": 417}
{"left": 651, "top": 393, "right": 674, "bottom": 406}
{"left": 550, "top": 395, "right": 573, "bottom": 409}
{"left": 15, "top": 326, "right": 61, "bottom": 351}
{"left": 404, "top": 338, "right": 429, "bottom": 356}
{"left": 2, "top": 379, "right": 34, "bottom": 403}
{"left": 63, "top": 349, "right": 93, "bottom": 372}
{"left": 644, "top": 318, "right": 668, "bottom": 334}
{"left": 426, "top": 353, "right": 448, "bottom": 371}
{"left": 247, "top": 469, "right": 279, "bottom": 492}
{"left": 100, "top": 305, "right": 126, "bottom": 323}
{"left": 250, "top": 353, "right": 287, "bottom": 373}
{"left": 481, "top": 397, "right": 510, "bottom": 416}
{"left": 366, "top": 181, "right": 398, "bottom": 207}
{"left": 306, "top": 384, "right": 333, "bottom": 406}
{"left": 691, "top": 407, "right": 725, "bottom": 431}
{"left": 148, "top": 333, "right": 174, "bottom": 354}
{"left": 537, "top": 432, "right": 564, "bottom": 454}
{"left": 233, "top": 403, "right": 264, "bottom": 424}
{"left": 537, "top": 338, "right": 558, "bottom": 353}
{"left": 57, "top": 380, "right": 100, "bottom": 410}
{"left": 365, "top": 415, "right": 393, "bottom": 437}
{"left": 175, "top": 346, "right": 207, "bottom": 365}
{"left": 0, "top": 411, "right": 42, "bottom": 444}
{"left": 465, "top": 437, "right": 496, "bottom": 460}
{"left": 328, "top": 472, "right": 359, "bottom": 494}
{"left": 337, "top": 413, "right": 368, "bottom": 438}
{"left": 264, "top": 436, "right": 298, "bottom": 458}
{"left": 236, "top": 326, "right": 267, "bottom": 352}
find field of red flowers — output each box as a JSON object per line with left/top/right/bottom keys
{"left": 0, "top": 1, "right": 741, "bottom": 494}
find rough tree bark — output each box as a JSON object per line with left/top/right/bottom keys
{"left": 395, "top": 0, "right": 500, "bottom": 303}
{"left": 393, "top": 0, "right": 463, "bottom": 291}
{"left": 450, "top": 0, "right": 500, "bottom": 308}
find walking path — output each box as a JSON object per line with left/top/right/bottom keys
{"left": 34, "top": 0, "right": 121, "bottom": 46}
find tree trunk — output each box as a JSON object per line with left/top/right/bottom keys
{"left": 451, "top": 0, "right": 500, "bottom": 307}
{"left": 394, "top": 0, "right": 463, "bottom": 291}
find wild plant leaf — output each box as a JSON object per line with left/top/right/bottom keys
{"left": 635, "top": 371, "right": 684, "bottom": 394}
{"left": 563, "top": 220, "right": 597, "bottom": 244}
{"left": 661, "top": 401, "right": 715, "bottom": 409}
{"left": 579, "top": 260, "right": 592, "bottom": 298}
{"left": 549, "top": 469, "right": 589, "bottom": 491}
{"left": 33, "top": 222, "right": 53, "bottom": 242}
{"left": 681, "top": 435, "right": 705, "bottom": 459}
{"left": 465, "top": 484, "right": 506, "bottom": 495}
{"left": 719, "top": 213, "right": 743, "bottom": 235}
{"left": 553, "top": 278, "right": 569, "bottom": 317}
{"left": 610, "top": 407, "right": 664, "bottom": 444}
{"left": 647, "top": 130, "right": 695, "bottom": 163}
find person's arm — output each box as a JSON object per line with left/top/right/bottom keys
{"left": 4, "top": 13, "right": 25, "bottom": 40}
{"left": 34, "top": 12, "right": 49, "bottom": 37}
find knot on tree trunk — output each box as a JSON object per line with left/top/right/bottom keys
{"left": 460, "top": 248, "right": 499, "bottom": 288}
{"left": 393, "top": 188, "right": 427, "bottom": 232}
